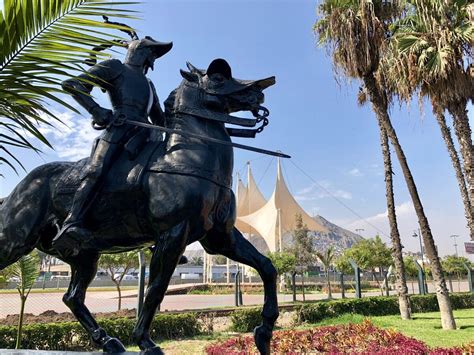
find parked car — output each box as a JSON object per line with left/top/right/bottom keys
{"left": 113, "top": 273, "right": 138, "bottom": 281}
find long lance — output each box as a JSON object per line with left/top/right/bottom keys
{"left": 120, "top": 119, "right": 291, "bottom": 159}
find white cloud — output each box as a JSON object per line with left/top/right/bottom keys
{"left": 345, "top": 201, "right": 470, "bottom": 257}
{"left": 295, "top": 181, "right": 352, "bottom": 201}
{"left": 28, "top": 110, "right": 99, "bottom": 161}
{"left": 348, "top": 168, "right": 363, "bottom": 177}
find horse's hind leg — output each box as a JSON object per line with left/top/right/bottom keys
{"left": 63, "top": 252, "right": 126, "bottom": 353}
{"left": 133, "top": 221, "right": 189, "bottom": 353}
{"left": 201, "top": 227, "right": 279, "bottom": 355}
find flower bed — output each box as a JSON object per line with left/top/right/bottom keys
{"left": 206, "top": 320, "right": 461, "bottom": 354}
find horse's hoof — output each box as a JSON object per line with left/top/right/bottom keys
{"left": 140, "top": 346, "right": 165, "bottom": 355}
{"left": 102, "top": 336, "right": 127, "bottom": 353}
{"left": 254, "top": 324, "right": 272, "bottom": 355}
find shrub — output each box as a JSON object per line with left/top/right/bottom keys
{"left": 0, "top": 313, "right": 201, "bottom": 350}
{"left": 296, "top": 293, "right": 474, "bottom": 324}
{"left": 206, "top": 320, "right": 461, "bottom": 354}
{"left": 230, "top": 308, "right": 262, "bottom": 332}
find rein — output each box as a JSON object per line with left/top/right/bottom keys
{"left": 110, "top": 117, "right": 290, "bottom": 158}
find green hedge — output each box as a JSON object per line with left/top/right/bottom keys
{"left": 296, "top": 293, "right": 474, "bottom": 324}
{"left": 230, "top": 308, "right": 263, "bottom": 332}
{"left": 229, "top": 293, "right": 474, "bottom": 331}
{"left": 0, "top": 313, "right": 201, "bottom": 350}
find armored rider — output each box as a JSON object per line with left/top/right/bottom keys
{"left": 53, "top": 36, "right": 173, "bottom": 253}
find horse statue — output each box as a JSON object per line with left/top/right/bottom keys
{"left": 0, "top": 58, "right": 279, "bottom": 354}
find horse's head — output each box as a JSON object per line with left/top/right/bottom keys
{"left": 166, "top": 59, "right": 275, "bottom": 126}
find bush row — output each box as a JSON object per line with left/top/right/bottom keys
{"left": 230, "top": 293, "right": 474, "bottom": 331}
{"left": 298, "top": 293, "right": 474, "bottom": 324}
{"left": 0, "top": 312, "right": 201, "bottom": 350}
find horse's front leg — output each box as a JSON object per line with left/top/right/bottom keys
{"left": 201, "top": 227, "right": 279, "bottom": 355}
{"left": 133, "top": 221, "right": 189, "bottom": 354}
{"left": 63, "top": 253, "right": 126, "bottom": 353}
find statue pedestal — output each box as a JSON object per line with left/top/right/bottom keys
{"left": 1, "top": 351, "right": 139, "bottom": 354}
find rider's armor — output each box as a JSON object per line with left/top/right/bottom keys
{"left": 53, "top": 37, "right": 172, "bottom": 254}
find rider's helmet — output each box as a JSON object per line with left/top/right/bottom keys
{"left": 124, "top": 36, "right": 173, "bottom": 72}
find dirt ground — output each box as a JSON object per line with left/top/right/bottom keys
{"left": 1, "top": 308, "right": 137, "bottom": 326}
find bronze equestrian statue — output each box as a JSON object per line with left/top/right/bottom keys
{"left": 0, "top": 51, "right": 280, "bottom": 353}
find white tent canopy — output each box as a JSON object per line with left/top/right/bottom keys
{"left": 235, "top": 164, "right": 267, "bottom": 234}
{"left": 238, "top": 159, "right": 327, "bottom": 252}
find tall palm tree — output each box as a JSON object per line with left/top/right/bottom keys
{"left": 316, "top": 246, "right": 335, "bottom": 299}
{"left": 315, "top": 0, "right": 456, "bottom": 328}
{"left": 387, "top": 0, "right": 474, "bottom": 239}
{"left": 0, "top": 0, "right": 137, "bottom": 174}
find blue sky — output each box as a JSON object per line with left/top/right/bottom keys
{"left": 1, "top": 0, "right": 473, "bottom": 256}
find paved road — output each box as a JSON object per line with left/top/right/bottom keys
{"left": 0, "top": 291, "right": 321, "bottom": 317}
{"left": 1, "top": 280, "right": 470, "bottom": 317}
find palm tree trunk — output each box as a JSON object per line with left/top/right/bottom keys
{"left": 433, "top": 102, "right": 474, "bottom": 239}
{"left": 448, "top": 102, "right": 474, "bottom": 233}
{"left": 364, "top": 73, "right": 456, "bottom": 330}
{"left": 378, "top": 123, "right": 411, "bottom": 319}
{"left": 326, "top": 271, "right": 332, "bottom": 299}
{"left": 302, "top": 275, "right": 306, "bottom": 302}
{"left": 15, "top": 296, "right": 26, "bottom": 349}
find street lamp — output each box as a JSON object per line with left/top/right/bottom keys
{"left": 412, "top": 230, "right": 428, "bottom": 293}
{"left": 450, "top": 235, "right": 460, "bottom": 257}
{"left": 412, "top": 230, "right": 424, "bottom": 264}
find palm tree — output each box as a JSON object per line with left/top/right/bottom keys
{"left": 5, "top": 251, "right": 40, "bottom": 349}
{"left": 316, "top": 246, "right": 335, "bottom": 299}
{"left": 359, "top": 87, "right": 411, "bottom": 318}
{"left": 315, "top": 0, "right": 456, "bottom": 328}
{"left": 387, "top": 0, "right": 474, "bottom": 239}
{"left": 0, "top": 0, "right": 137, "bottom": 174}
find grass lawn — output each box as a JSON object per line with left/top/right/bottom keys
{"left": 127, "top": 334, "right": 231, "bottom": 354}
{"left": 127, "top": 309, "right": 474, "bottom": 353}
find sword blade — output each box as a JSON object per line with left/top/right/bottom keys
{"left": 124, "top": 120, "right": 291, "bottom": 159}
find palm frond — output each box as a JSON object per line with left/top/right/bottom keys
{"left": 0, "top": 0, "right": 139, "bottom": 175}
{"left": 387, "top": 0, "right": 473, "bottom": 105}
{"left": 8, "top": 252, "right": 40, "bottom": 296}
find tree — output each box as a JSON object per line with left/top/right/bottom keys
{"left": 335, "top": 254, "right": 353, "bottom": 276}
{"left": 403, "top": 255, "right": 421, "bottom": 294}
{"left": 290, "top": 214, "right": 315, "bottom": 272}
{"left": 4, "top": 251, "right": 40, "bottom": 349}
{"left": 289, "top": 214, "right": 315, "bottom": 301}
{"left": 315, "top": 0, "right": 456, "bottom": 329}
{"left": 267, "top": 251, "right": 297, "bottom": 291}
{"left": 213, "top": 255, "right": 228, "bottom": 265}
{"left": 0, "top": 0, "right": 136, "bottom": 173}
{"left": 442, "top": 255, "right": 472, "bottom": 291}
{"left": 387, "top": 0, "right": 474, "bottom": 239}
{"left": 345, "top": 236, "right": 392, "bottom": 290}
{"left": 316, "top": 246, "right": 336, "bottom": 299}
{"left": 189, "top": 256, "right": 203, "bottom": 266}
{"left": 267, "top": 251, "right": 297, "bottom": 275}
{"left": 99, "top": 251, "right": 138, "bottom": 310}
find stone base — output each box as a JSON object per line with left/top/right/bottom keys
{"left": 0, "top": 351, "right": 139, "bottom": 354}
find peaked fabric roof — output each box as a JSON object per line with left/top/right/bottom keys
{"left": 238, "top": 159, "right": 327, "bottom": 252}
{"left": 235, "top": 164, "right": 267, "bottom": 234}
